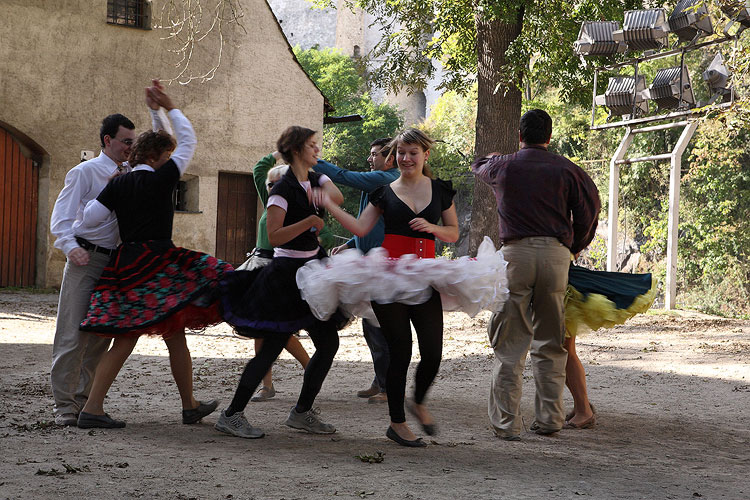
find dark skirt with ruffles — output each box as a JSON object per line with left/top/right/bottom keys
{"left": 219, "top": 248, "right": 348, "bottom": 338}
{"left": 80, "top": 240, "right": 233, "bottom": 338}
{"left": 565, "top": 264, "right": 658, "bottom": 337}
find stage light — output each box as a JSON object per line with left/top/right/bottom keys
{"left": 573, "top": 21, "right": 627, "bottom": 56}
{"left": 702, "top": 52, "right": 732, "bottom": 104}
{"left": 595, "top": 75, "right": 649, "bottom": 118}
{"left": 644, "top": 66, "right": 695, "bottom": 110}
{"left": 668, "top": 0, "right": 713, "bottom": 44}
{"left": 613, "top": 9, "right": 670, "bottom": 51}
{"left": 721, "top": 0, "right": 750, "bottom": 34}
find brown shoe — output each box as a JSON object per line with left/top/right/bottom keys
{"left": 368, "top": 392, "right": 387, "bottom": 404}
{"left": 357, "top": 382, "right": 380, "bottom": 398}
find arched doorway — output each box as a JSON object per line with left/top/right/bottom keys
{"left": 0, "top": 126, "right": 40, "bottom": 287}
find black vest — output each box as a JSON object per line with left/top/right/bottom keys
{"left": 270, "top": 168, "right": 326, "bottom": 251}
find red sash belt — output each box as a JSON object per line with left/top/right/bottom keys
{"left": 382, "top": 234, "right": 436, "bottom": 259}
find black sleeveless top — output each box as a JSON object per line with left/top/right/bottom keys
{"left": 97, "top": 160, "right": 180, "bottom": 243}
{"left": 269, "top": 168, "right": 327, "bottom": 252}
{"left": 369, "top": 178, "right": 455, "bottom": 240}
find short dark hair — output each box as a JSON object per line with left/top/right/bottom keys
{"left": 277, "top": 126, "right": 317, "bottom": 164}
{"left": 100, "top": 114, "right": 135, "bottom": 148}
{"left": 370, "top": 137, "right": 393, "bottom": 157}
{"left": 519, "top": 109, "right": 552, "bottom": 145}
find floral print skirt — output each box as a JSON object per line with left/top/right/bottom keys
{"left": 80, "top": 240, "right": 233, "bottom": 338}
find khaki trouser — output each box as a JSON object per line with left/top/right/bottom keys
{"left": 50, "top": 251, "right": 112, "bottom": 416}
{"left": 488, "top": 237, "right": 570, "bottom": 437}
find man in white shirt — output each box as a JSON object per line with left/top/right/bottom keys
{"left": 50, "top": 97, "right": 169, "bottom": 426}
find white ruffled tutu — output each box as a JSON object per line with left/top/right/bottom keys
{"left": 296, "top": 236, "right": 509, "bottom": 324}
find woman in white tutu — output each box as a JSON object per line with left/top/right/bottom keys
{"left": 314, "top": 129, "right": 458, "bottom": 447}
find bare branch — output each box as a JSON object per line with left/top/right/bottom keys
{"left": 155, "top": 0, "right": 247, "bottom": 85}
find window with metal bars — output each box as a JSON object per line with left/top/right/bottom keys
{"left": 107, "top": 0, "right": 151, "bottom": 30}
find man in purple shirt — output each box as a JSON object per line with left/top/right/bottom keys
{"left": 471, "top": 109, "right": 600, "bottom": 440}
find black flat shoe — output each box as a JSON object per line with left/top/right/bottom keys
{"left": 386, "top": 426, "right": 427, "bottom": 448}
{"left": 182, "top": 399, "right": 219, "bottom": 424}
{"left": 406, "top": 401, "right": 437, "bottom": 436}
{"left": 77, "top": 412, "right": 126, "bottom": 429}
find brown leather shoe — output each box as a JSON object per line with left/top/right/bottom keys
{"left": 368, "top": 392, "right": 387, "bottom": 404}
{"left": 357, "top": 382, "right": 380, "bottom": 398}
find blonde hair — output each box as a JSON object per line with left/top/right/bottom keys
{"left": 266, "top": 164, "right": 289, "bottom": 190}
{"left": 392, "top": 128, "right": 435, "bottom": 178}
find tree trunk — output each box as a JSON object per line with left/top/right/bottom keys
{"left": 468, "top": 8, "right": 524, "bottom": 254}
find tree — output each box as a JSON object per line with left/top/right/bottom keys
{"left": 293, "top": 46, "right": 403, "bottom": 240}
{"left": 317, "top": 0, "right": 642, "bottom": 253}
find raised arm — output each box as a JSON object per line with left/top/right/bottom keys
{"left": 147, "top": 85, "right": 196, "bottom": 175}
{"left": 314, "top": 159, "right": 394, "bottom": 192}
{"left": 146, "top": 79, "right": 173, "bottom": 135}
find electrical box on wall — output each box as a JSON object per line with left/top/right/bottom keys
{"left": 81, "top": 150, "right": 95, "bottom": 162}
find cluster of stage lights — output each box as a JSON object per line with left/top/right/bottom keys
{"left": 574, "top": 0, "right": 741, "bottom": 119}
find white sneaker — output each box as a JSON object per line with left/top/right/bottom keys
{"left": 284, "top": 407, "right": 336, "bottom": 434}
{"left": 214, "top": 410, "right": 265, "bottom": 439}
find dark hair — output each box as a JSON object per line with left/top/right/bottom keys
{"left": 128, "top": 130, "right": 176, "bottom": 168}
{"left": 519, "top": 109, "right": 552, "bottom": 145}
{"left": 100, "top": 114, "right": 135, "bottom": 148}
{"left": 277, "top": 126, "right": 317, "bottom": 164}
{"left": 392, "top": 128, "right": 434, "bottom": 178}
{"left": 371, "top": 137, "right": 394, "bottom": 158}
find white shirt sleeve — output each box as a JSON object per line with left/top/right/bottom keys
{"left": 50, "top": 167, "right": 88, "bottom": 256}
{"left": 150, "top": 108, "right": 173, "bottom": 135}
{"left": 167, "top": 109, "right": 197, "bottom": 175}
{"left": 267, "top": 194, "right": 288, "bottom": 212}
{"left": 79, "top": 199, "right": 113, "bottom": 231}
{"left": 319, "top": 174, "right": 331, "bottom": 185}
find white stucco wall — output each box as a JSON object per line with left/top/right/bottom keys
{"left": 0, "top": 0, "right": 324, "bottom": 287}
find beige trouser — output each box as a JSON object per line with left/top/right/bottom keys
{"left": 488, "top": 237, "right": 570, "bottom": 437}
{"left": 50, "top": 250, "right": 112, "bottom": 416}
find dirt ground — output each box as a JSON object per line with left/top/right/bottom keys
{"left": 0, "top": 290, "right": 748, "bottom": 500}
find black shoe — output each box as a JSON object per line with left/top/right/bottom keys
{"left": 77, "top": 412, "right": 126, "bottom": 429}
{"left": 386, "top": 426, "right": 427, "bottom": 448}
{"left": 182, "top": 400, "right": 219, "bottom": 424}
{"left": 406, "top": 400, "right": 437, "bottom": 436}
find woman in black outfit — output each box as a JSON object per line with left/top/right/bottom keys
{"left": 77, "top": 83, "right": 229, "bottom": 428}
{"left": 321, "top": 128, "right": 459, "bottom": 447}
{"left": 216, "top": 126, "right": 346, "bottom": 439}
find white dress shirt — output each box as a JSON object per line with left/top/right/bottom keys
{"left": 80, "top": 109, "right": 197, "bottom": 230}
{"left": 50, "top": 108, "right": 172, "bottom": 256}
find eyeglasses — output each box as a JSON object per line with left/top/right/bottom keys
{"left": 111, "top": 137, "right": 134, "bottom": 146}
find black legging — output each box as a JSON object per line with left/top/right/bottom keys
{"left": 227, "top": 320, "right": 339, "bottom": 415}
{"left": 371, "top": 289, "right": 443, "bottom": 423}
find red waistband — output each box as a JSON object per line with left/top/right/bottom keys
{"left": 382, "top": 234, "right": 435, "bottom": 259}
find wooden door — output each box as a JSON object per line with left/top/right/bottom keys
{"left": 215, "top": 172, "right": 257, "bottom": 267}
{"left": 0, "top": 127, "right": 38, "bottom": 287}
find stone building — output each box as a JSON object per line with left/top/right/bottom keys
{"left": 268, "top": 0, "right": 442, "bottom": 126}
{"left": 0, "top": 0, "right": 327, "bottom": 288}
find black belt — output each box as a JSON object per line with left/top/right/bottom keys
{"left": 75, "top": 236, "right": 116, "bottom": 257}
{"left": 251, "top": 248, "right": 274, "bottom": 259}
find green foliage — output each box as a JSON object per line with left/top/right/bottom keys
{"left": 420, "top": 85, "right": 476, "bottom": 193}
{"left": 675, "top": 115, "right": 750, "bottom": 316}
{"left": 293, "top": 46, "right": 402, "bottom": 242}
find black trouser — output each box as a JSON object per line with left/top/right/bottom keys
{"left": 371, "top": 289, "right": 443, "bottom": 424}
{"left": 228, "top": 320, "right": 339, "bottom": 414}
